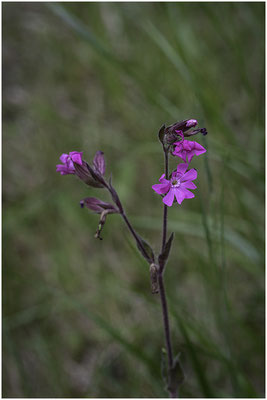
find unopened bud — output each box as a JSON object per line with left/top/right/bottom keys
{"left": 166, "top": 119, "right": 198, "bottom": 135}
{"left": 74, "top": 161, "right": 104, "bottom": 188}
{"left": 185, "top": 119, "right": 198, "bottom": 128}
{"left": 93, "top": 151, "right": 106, "bottom": 175}
{"left": 80, "top": 197, "right": 119, "bottom": 240}
{"left": 80, "top": 197, "right": 118, "bottom": 214}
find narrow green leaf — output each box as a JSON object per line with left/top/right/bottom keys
{"left": 137, "top": 234, "right": 155, "bottom": 263}
{"left": 177, "top": 317, "right": 215, "bottom": 398}
{"left": 168, "top": 353, "right": 185, "bottom": 394}
{"left": 159, "top": 232, "right": 174, "bottom": 265}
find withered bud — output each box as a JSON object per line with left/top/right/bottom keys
{"left": 94, "top": 210, "right": 109, "bottom": 240}
{"left": 150, "top": 263, "right": 159, "bottom": 294}
{"left": 80, "top": 197, "right": 119, "bottom": 240}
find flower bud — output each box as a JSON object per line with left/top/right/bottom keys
{"left": 74, "top": 161, "right": 104, "bottom": 188}
{"left": 93, "top": 151, "right": 106, "bottom": 175}
{"left": 166, "top": 119, "right": 198, "bottom": 135}
{"left": 80, "top": 197, "right": 119, "bottom": 240}
{"left": 162, "top": 119, "right": 207, "bottom": 145}
{"left": 185, "top": 119, "right": 198, "bottom": 128}
{"left": 57, "top": 150, "right": 107, "bottom": 188}
{"left": 80, "top": 197, "right": 118, "bottom": 214}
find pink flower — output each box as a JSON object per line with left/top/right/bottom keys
{"left": 56, "top": 151, "right": 83, "bottom": 175}
{"left": 152, "top": 163, "right": 197, "bottom": 206}
{"left": 173, "top": 132, "right": 206, "bottom": 163}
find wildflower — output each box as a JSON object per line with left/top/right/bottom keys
{"left": 172, "top": 132, "right": 206, "bottom": 163}
{"left": 56, "top": 151, "right": 83, "bottom": 175}
{"left": 56, "top": 150, "right": 106, "bottom": 188}
{"left": 152, "top": 163, "right": 197, "bottom": 206}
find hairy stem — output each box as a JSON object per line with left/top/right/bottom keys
{"left": 159, "top": 146, "right": 177, "bottom": 398}
{"left": 158, "top": 274, "right": 173, "bottom": 368}
{"left": 161, "top": 148, "right": 169, "bottom": 256}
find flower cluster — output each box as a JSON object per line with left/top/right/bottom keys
{"left": 56, "top": 150, "right": 119, "bottom": 239}
{"left": 153, "top": 118, "right": 207, "bottom": 206}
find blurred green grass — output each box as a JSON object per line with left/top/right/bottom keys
{"left": 3, "top": 2, "right": 264, "bottom": 398}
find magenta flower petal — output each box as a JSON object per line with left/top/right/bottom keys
{"left": 70, "top": 151, "right": 83, "bottom": 166}
{"left": 187, "top": 152, "right": 194, "bottom": 164}
{"left": 60, "top": 153, "right": 69, "bottom": 163}
{"left": 194, "top": 143, "right": 206, "bottom": 155}
{"left": 152, "top": 182, "right": 170, "bottom": 195}
{"left": 174, "top": 189, "right": 185, "bottom": 204}
{"left": 56, "top": 164, "right": 75, "bottom": 175}
{"left": 173, "top": 137, "right": 206, "bottom": 163}
{"left": 181, "top": 181, "right": 197, "bottom": 189}
{"left": 182, "top": 141, "right": 192, "bottom": 151}
{"left": 182, "top": 169, "right": 197, "bottom": 182}
{"left": 176, "top": 163, "right": 188, "bottom": 175}
{"left": 159, "top": 174, "right": 169, "bottom": 184}
{"left": 163, "top": 189, "right": 175, "bottom": 206}
{"left": 182, "top": 188, "right": 195, "bottom": 199}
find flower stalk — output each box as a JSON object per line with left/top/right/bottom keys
{"left": 161, "top": 146, "right": 169, "bottom": 253}
{"left": 56, "top": 118, "right": 207, "bottom": 398}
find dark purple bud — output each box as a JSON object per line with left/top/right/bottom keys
{"left": 74, "top": 161, "right": 104, "bottom": 188}
{"left": 200, "top": 128, "right": 208, "bottom": 136}
{"left": 81, "top": 197, "right": 119, "bottom": 240}
{"left": 93, "top": 151, "right": 106, "bottom": 175}
{"left": 80, "top": 197, "right": 118, "bottom": 214}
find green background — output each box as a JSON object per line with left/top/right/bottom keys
{"left": 3, "top": 2, "right": 264, "bottom": 398}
